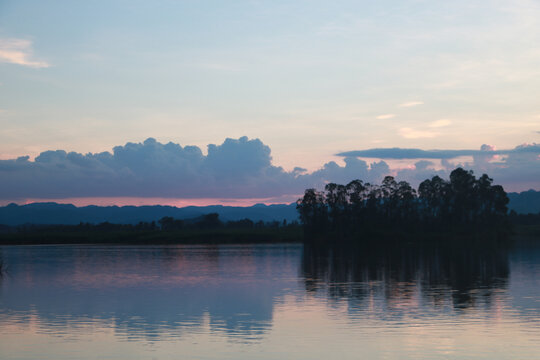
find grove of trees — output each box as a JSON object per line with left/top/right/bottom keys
{"left": 296, "top": 167, "right": 510, "bottom": 241}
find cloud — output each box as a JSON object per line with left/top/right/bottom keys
{"left": 337, "top": 144, "right": 540, "bottom": 159}
{"left": 338, "top": 148, "right": 470, "bottom": 159}
{"left": 428, "top": 119, "right": 452, "bottom": 128}
{"left": 0, "top": 38, "right": 49, "bottom": 68}
{"left": 0, "top": 137, "right": 392, "bottom": 200}
{"left": 338, "top": 143, "right": 540, "bottom": 191}
{"left": 376, "top": 114, "right": 396, "bottom": 120}
{"left": 399, "top": 101, "right": 424, "bottom": 107}
{"left": 394, "top": 161, "right": 447, "bottom": 186}
{"left": 307, "top": 157, "right": 389, "bottom": 186}
{"left": 399, "top": 127, "right": 439, "bottom": 139}
{"left": 1, "top": 138, "right": 539, "bottom": 201}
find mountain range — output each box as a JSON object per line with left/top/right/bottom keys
{"left": 0, "top": 190, "right": 538, "bottom": 226}
{"left": 0, "top": 202, "right": 298, "bottom": 226}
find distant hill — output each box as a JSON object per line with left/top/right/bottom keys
{"left": 0, "top": 202, "right": 298, "bottom": 226}
{"left": 508, "top": 190, "right": 540, "bottom": 215}
{"left": 1, "top": 189, "right": 538, "bottom": 226}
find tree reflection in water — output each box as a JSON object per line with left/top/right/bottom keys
{"left": 301, "top": 242, "right": 510, "bottom": 311}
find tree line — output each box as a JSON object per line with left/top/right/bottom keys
{"left": 1, "top": 213, "right": 299, "bottom": 234}
{"left": 158, "top": 213, "right": 297, "bottom": 231}
{"left": 296, "top": 167, "right": 510, "bottom": 241}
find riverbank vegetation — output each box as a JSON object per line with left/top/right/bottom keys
{"left": 0, "top": 214, "right": 302, "bottom": 245}
{"left": 297, "top": 167, "right": 512, "bottom": 243}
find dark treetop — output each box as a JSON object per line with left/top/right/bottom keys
{"left": 296, "top": 167, "right": 510, "bottom": 242}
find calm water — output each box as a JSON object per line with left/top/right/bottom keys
{"left": 0, "top": 242, "right": 539, "bottom": 359}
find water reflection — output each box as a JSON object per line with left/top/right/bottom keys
{"left": 0, "top": 242, "right": 539, "bottom": 360}
{"left": 0, "top": 245, "right": 301, "bottom": 342}
{"left": 302, "top": 243, "right": 510, "bottom": 312}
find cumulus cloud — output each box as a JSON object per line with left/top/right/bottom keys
{"left": 479, "top": 145, "right": 540, "bottom": 191}
{"left": 307, "top": 157, "right": 390, "bottom": 186}
{"left": 395, "top": 161, "right": 446, "bottom": 185}
{"left": 376, "top": 114, "right": 396, "bottom": 120}
{"left": 338, "top": 143, "right": 540, "bottom": 191}
{"left": 0, "top": 38, "right": 49, "bottom": 68}
{"left": 399, "top": 101, "right": 424, "bottom": 107}
{"left": 1, "top": 138, "right": 539, "bottom": 201}
{"left": 0, "top": 137, "right": 392, "bottom": 200}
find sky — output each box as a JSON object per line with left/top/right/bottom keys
{"left": 1, "top": 0, "right": 539, "bottom": 205}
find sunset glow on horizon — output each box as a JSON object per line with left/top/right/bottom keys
{"left": 1, "top": 195, "right": 301, "bottom": 208}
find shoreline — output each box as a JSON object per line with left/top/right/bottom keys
{"left": 0, "top": 225, "right": 537, "bottom": 246}
{"left": 0, "top": 227, "right": 304, "bottom": 246}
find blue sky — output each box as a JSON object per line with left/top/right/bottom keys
{"left": 1, "top": 0, "right": 539, "bottom": 202}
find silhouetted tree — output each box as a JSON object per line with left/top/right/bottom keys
{"left": 159, "top": 216, "right": 184, "bottom": 231}
{"left": 226, "top": 219, "right": 254, "bottom": 229}
{"left": 297, "top": 167, "right": 510, "bottom": 242}
{"left": 197, "top": 213, "right": 222, "bottom": 229}
{"left": 296, "top": 188, "right": 328, "bottom": 237}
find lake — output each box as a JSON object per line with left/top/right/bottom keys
{"left": 0, "top": 242, "right": 539, "bottom": 359}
